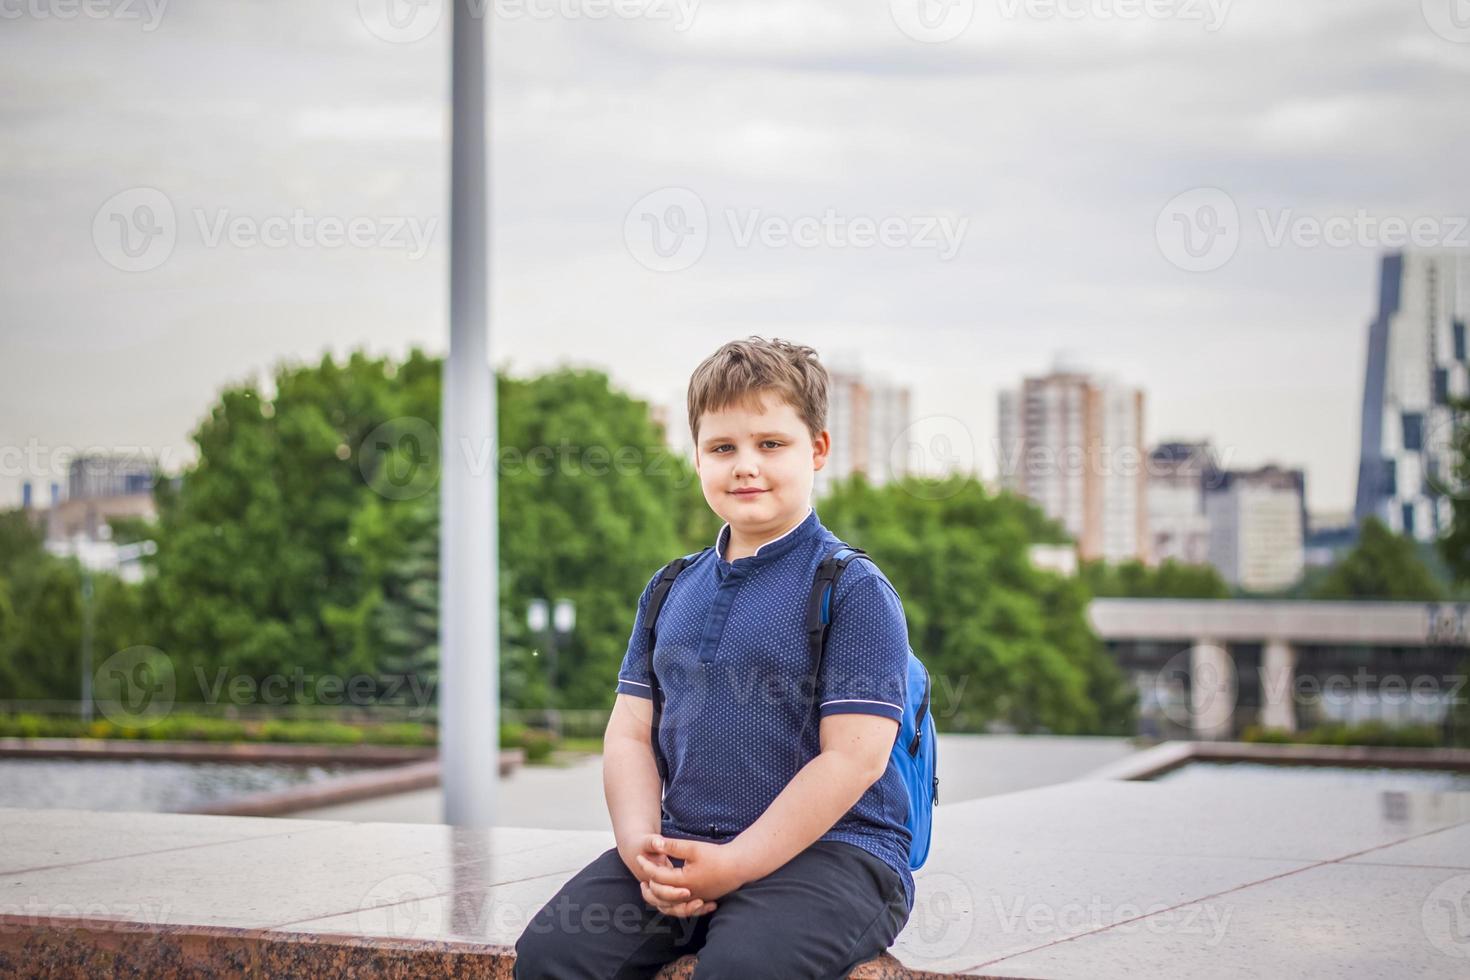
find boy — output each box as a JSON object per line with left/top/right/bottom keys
{"left": 515, "top": 337, "right": 914, "bottom": 979}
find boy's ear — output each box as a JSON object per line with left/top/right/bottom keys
{"left": 812, "top": 429, "right": 831, "bottom": 471}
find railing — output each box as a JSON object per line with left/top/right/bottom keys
{"left": 0, "top": 700, "right": 611, "bottom": 737}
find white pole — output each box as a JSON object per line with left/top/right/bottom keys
{"left": 441, "top": 0, "right": 497, "bottom": 826}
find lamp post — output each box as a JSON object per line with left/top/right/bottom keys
{"left": 527, "top": 597, "right": 576, "bottom": 738}
{"left": 77, "top": 537, "right": 155, "bottom": 723}
{"left": 441, "top": 0, "right": 496, "bottom": 828}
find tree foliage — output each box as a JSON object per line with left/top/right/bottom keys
{"left": 1310, "top": 517, "right": 1444, "bottom": 601}
{"left": 1080, "top": 558, "right": 1230, "bottom": 599}
{"left": 820, "top": 477, "right": 1135, "bottom": 734}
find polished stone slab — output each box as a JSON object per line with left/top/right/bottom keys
{"left": 4, "top": 774, "right": 1469, "bottom": 978}
{"left": 0, "top": 806, "right": 352, "bottom": 874}
{"left": 988, "top": 861, "right": 1470, "bottom": 979}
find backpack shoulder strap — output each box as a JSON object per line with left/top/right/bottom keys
{"left": 800, "top": 543, "right": 871, "bottom": 734}
{"left": 642, "top": 547, "right": 710, "bottom": 784}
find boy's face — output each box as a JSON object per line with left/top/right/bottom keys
{"left": 693, "top": 391, "right": 829, "bottom": 539}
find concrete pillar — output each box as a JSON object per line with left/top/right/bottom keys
{"left": 1259, "top": 638, "right": 1296, "bottom": 733}
{"left": 1190, "top": 639, "right": 1236, "bottom": 740}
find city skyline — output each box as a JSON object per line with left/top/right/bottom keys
{"left": 5, "top": 1, "right": 1469, "bottom": 516}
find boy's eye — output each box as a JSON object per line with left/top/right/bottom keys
{"left": 712, "top": 441, "right": 782, "bottom": 453}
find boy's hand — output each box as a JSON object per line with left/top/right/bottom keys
{"left": 624, "top": 833, "right": 717, "bottom": 919}
{"left": 635, "top": 836, "right": 748, "bottom": 906}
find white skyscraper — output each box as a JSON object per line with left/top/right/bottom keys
{"left": 1205, "top": 465, "right": 1306, "bottom": 592}
{"left": 998, "top": 359, "right": 1149, "bottom": 563}
{"left": 1355, "top": 250, "right": 1470, "bottom": 541}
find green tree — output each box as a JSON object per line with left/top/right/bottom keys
{"left": 1311, "top": 517, "right": 1444, "bottom": 600}
{"left": 818, "top": 477, "right": 1134, "bottom": 734}
{"left": 142, "top": 349, "right": 711, "bottom": 715}
{"left": 1080, "top": 558, "right": 1230, "bottom": 599}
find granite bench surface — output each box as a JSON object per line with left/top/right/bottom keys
{"left": 2, "top": 775, "right": 1469, "bottom": 977}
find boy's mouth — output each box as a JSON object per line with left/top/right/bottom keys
{"left": 730, "top": 488, "right": 767, "bottom": 496}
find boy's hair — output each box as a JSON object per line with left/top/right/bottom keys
{"left": 686, "top": 337, "right": 829, "bottom": 446}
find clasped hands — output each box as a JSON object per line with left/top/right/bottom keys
{"left": 625, "top": 833, "right": 749, "bottom": 918}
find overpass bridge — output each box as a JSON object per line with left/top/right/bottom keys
{"left": 1087, "top": 598, "right": 1470, "bottom": 739}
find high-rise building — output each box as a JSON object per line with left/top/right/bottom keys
{"left": 68, "top": 453, "right": 155, "bottom": 500}
{"left": 1205, "top": 465, "right": 1307, "bottom": 592}
{"left": 1147, "top": 441, "right": 1215, "bottom": 566}
{"left": 997, "top": 360, "right": 1149, "bottom": 563}
{"left": 813, "top": 369, "right": 911, "bottom": 499}
{"left": 1355, "top": 250, "right": 1470, "bottom": 541}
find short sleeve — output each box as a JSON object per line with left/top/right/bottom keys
{"left": 614, "top": 570, "right": 662, "bottom": 700}
{"left": 816, "top": 569, "right": 908, "bottom": 722}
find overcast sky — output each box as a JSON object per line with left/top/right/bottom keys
{"left": 2, "top": 0, "right": 1468, "bottom": 515}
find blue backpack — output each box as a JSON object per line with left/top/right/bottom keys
{"left": 641, "top": 542, "right": 938, "bottom": 871}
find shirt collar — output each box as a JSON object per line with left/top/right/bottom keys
{"left": 715, "top": 505, "right": 818, "bottom": 568}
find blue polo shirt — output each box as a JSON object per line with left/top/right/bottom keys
{"left": 615, "top": 506, "right": 914, "bottom": 911}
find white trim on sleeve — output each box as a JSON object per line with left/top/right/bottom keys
{"left": 820, "top": 698, "right": 901, "bottom": 710}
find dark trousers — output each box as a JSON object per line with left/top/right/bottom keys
{"left": 514, "top": 840, "right": 910, "bottom": 980}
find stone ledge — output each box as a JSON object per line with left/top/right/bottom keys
{"left": 0, "top": 919, "right": 959, "bottom": 979}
